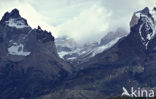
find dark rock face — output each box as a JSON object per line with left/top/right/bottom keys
{"left": 140, "top": 7, "right": 150, "bottom": 16}
{"left": 0, "top": 9, "right": 72, "bottom": 99}
{"left": 36, "top": 29, "right": 54, "bottom": 43}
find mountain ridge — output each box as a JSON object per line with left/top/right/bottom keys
{"left": 0, "top": 7, "right": 156, "bottom": 99}
{"left": 0, "top": 8, "right": 72, "bottom": 99}
{"left": 37, "top": 7, "right": 156, "bottom": 99}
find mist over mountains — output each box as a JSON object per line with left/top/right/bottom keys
{"left": 0, "top": 5, "right": 156, "bottom": 99}
{"left": 1, "top": 0, "right": 156, "bottom": 46}
{"left": 55, "top": 28, "right": 127, "bottom": 64}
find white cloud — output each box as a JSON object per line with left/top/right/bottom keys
{"left": 145, "top": 0, "right": 156, "bottom": 9}
{"left": 0, "top": 0, "right": 156, "bottom": 45}
{"left": 55, "top": 4, "right": 111, "bottom": 44}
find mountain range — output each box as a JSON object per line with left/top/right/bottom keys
{"left": 55, "top": 28, "right": 127, "bottom": 65}
{"left": 0, "top": 7, "right": 156, "bottom": 99}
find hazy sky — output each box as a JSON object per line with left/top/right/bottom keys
{"left": 0, "top": 0, "right": 156, "bottom": 45}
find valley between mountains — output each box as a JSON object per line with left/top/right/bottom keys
{"left": 0, "top": 7, "right": 156, "bottom": 99}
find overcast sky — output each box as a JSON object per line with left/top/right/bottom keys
{"left": 0, "top": 0, "right": 156, "bottom": 45}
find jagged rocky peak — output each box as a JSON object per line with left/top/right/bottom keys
{"left": 0, "top": 9, "right": 72, "bottom": 99}
{"left": 140, "top": 7, "right": 150, "bottom": 15}
{"left": 37, "top": 25, "right": 42, "bottom": 30}
{"left": 0, "top": 9, "right": 55, "bottom": 60}
{"left": 2, "top": 9, "right": 20, "bottom": 20}
{"left": 35, "top": 25, "right": 55, "bottom": 42}
{"left": 0, "top": 8, "right": 29, "bottom": 29}
{"left": 130, "top": 7, "right": 156, "bottom": 49}
{"left": 130, "top": 7, "right": 150, "bottom": 27}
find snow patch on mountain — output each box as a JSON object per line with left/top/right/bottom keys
{"left": 8, "top": 42, "right": 31, "bottom": 56}
{"left": 135, "top": 8, "right": 156, "bottom": 48}
{"left": 92, "top": 37, "right": 121, "bottom": 57}
{"left": 59, "top": 51, "right": 69, "bottom": 58}
{"left": 67, "top": 57, "right": 77, "bottom": 60}
{"left": 135, "top": 13, "right": 141, "bottom": 18}
{"left": 57, "top": 37, "right": 121, "bottom": 63}
{"left": 5, "top": 18, "right": 29, "bottom": 29}
{"left": 139, "top": 24, "right": 144, "bottom": 41}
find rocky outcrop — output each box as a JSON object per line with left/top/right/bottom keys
{"left": 0, "top": 9, "right": 72, "bottom": 99}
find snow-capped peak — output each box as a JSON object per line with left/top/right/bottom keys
{"left": 133, "top": 7, "right": 156, "bottom": 49}
{"left": 0, "top": 8, "right": 29, "bottom": 29}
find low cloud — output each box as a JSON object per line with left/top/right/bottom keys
{"left": 0, "top": 0, "right": 156, "bottom": 45}
{"left": 55, "top": 4, "right": 111, "bottom": 44}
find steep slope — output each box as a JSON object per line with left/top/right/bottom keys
{"left": 38, "top": 7, "right": 156, "bottom": 99}
{"left": 0, "top": 9, "right": 72, "bottom": 99}
{"left": 78, "top": 7, "right": 156, "bottom": 69}
{"left": 100, "top": 28, "right": 127, "bottom": 45}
